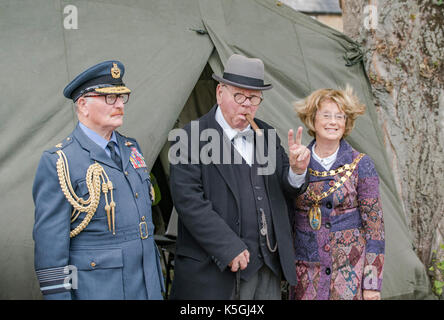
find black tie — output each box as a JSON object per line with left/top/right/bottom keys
{"left": 107, "top": 141, "right": 122, "bottom": 170}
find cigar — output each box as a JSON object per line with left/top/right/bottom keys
{"left": 245, "top": 114, "right": 262, "bottom": 136}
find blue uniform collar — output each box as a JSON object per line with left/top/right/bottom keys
{"left": 78, "top": 122, "right": 119, "bottom": 156}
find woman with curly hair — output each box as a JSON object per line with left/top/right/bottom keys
{"left": 289, "top": 85, "right": 385, "bottom": 300}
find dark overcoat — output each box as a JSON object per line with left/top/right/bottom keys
{"left": 169, "top": 105, "right": 306, "bottom": 299}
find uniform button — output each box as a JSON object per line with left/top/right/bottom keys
{"left": 124, "top": 171, "right": 129, "bottom": 176}
{"left": 254, "top": 186, "right": 261, "bottom": 190}
{"left": 325, "top": 267, "right": 331, "bottom": 275}
{"left": 90, "top": 262, "right": 96, "bottom": 268}
{"left": 257, "top": 196, "right": 263, "bottom": 201}
{"left": 141, "top": 216, "right": 145, "bottom": 221}
{"left": 326, "top": 202, "right": 332, "bottom": 209}
{"left": 324, "top": 244, "right": 330, "bottom": 252}
{"left": 325, "top": 222, "right": 331, "bottom": 229}
{"left": 135, "top": 192, "right": 139, "bottom": 198}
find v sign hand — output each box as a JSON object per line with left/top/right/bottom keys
{"left": 288, "top": 127, "right": 311, "bottom": 175}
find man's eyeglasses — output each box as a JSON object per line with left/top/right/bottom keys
{"left": 317, "top": 113, "right": 347, "bottom": 121}
{"left": 84, "top": 93, "right": 130, "bottom": 105}
{"left": 223, "top": 85, "right": 263, "bottom": 106}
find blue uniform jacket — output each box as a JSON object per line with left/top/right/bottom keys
{"left": 32, "top": 123, "right": 164, "bottom": 299}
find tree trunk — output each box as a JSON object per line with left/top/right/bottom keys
{"left": 340, "top": 0, "right": 444, "bottom": 268}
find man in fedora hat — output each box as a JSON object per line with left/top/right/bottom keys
{"left": 169, "top": 54, "right": 311, "bottom": 299}
{"left": 32, "top": 60, "right": 164, "bottom": 299}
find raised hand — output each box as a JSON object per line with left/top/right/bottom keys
{"left": 288, "top": 126, "right": 311, "bottom": 175}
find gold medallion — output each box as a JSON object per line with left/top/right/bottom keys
{"left": 308, "top": 203, "right": 321, "bottom": 230}
{"left": 111, "top": 62, "right": 121, "bottom": 79}
{"left": 306, "top": 153, "right": 365, "bottom": 231}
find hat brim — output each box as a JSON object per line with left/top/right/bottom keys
{"left": 94, "top": 85, "right": 131, "bottom": 94}
{"left": 212, "top": 74, "right": 272, "bottom": 91}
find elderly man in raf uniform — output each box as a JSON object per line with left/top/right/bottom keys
{"left": 32, "top": 61, "right": 164, "bottom": 299}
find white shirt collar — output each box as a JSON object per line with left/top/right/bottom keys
{"left": 311, "top": 142, "right": 339, "bottom": 170}
{"left": 215, "top": 106, "right": 251, "bottom": 140}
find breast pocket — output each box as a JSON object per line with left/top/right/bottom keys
{"left": 74, "top": 179, "right": 117, "bottom": 221}
{"left": 74, "top": 179, "right": 89, "bottom": 200}
{"left": 69, "top": 248, "right": 124, "bottom": 300}
{"left": 136, "top": 168, "right": 150, "bottom": 184}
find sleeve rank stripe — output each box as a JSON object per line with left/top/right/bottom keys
{"left": 36, "top": 269, "right": 66, "bottom": 277}
{"left": 36, "top": 270, "right": 66, "bottom": 279}
{"left": 36, "top": 266, "right": 66, "bottom": 272}
{"left": 36, "top": 270, "right": 66, "bottom": 277}
{"left": 39, "top": 278, "right": 66, "bottom": 288}
{"left": 36, "top": 266, "right": 67, "bottom": 275}
{"left": 37, "top": 273, "right": 67, "bottom": 282}
{"left": 41, "top": 284, "right": 71, "bottom": 295}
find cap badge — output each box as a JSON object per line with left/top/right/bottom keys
{"left": 111, "top": 63, "right": 121, "bottom": 79}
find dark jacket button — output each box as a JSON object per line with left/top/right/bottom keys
{"left": 325, "top": 267, "right": 331, "bottom": 275}
{"left": 326, "top": 202, "right": 332, "bottom": 209}
{"left": 325, "top": 222, "right": 331, "bottom": 229}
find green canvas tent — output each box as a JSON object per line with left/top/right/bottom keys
{"left": 0, "top": 0, "right": 434, "bottom": 299}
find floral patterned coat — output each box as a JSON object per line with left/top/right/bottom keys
{"left": 289, "top": 139, "right": 385, "bottom": 300}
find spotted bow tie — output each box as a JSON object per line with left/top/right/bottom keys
{"left": 233, "top": 129, "right": 254, "bottom": 141}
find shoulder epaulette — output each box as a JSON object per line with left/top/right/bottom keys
{"left": 47, "top": 136, "right": 75, "bottom": 154}
{"left": 116, "top": 131, "right": 137, "bottom": 147}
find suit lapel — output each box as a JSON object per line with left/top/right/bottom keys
{"left": 116, "top": 132, "right": 132, "bottom": 171}
{"left": 253, "top": 121, "right": 270, "bottom": 190}
{"left": 307, "top": 139, "right": 328, "bottom": 183}
{"left": 331, "top": 139, "right": 353, "bottom": 168}
{"left": 204, "top": 106, "right": 241, "bottom": 205}
{"left": 205, "top": 107, "right": 273, "bottom": 200}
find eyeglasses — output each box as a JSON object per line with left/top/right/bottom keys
{"left": 317, "top": 113, "right": 347, "bottom": 121}
{"left": 84, "top": 93, "right": 130, "bottom": 105}
{"left": 223, "top": 85, "right": 263, "bottom": 106}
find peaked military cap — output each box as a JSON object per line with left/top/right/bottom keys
{"left": 63, "top": 60, "right": 131, "bottom": 102}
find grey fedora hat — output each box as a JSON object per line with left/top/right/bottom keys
{"left": 212, "top": 54, "right": 273, "bottom": 90}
